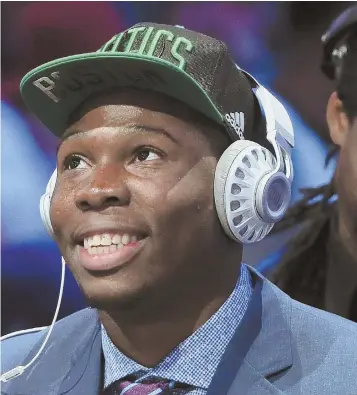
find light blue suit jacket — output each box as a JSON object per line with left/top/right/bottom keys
{"left": 2, "top": 267, "right": 357, "bottom": 395}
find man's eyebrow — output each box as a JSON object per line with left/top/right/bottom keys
{"left": 57, "top": 129, "right": 83, "bottom": 154}
{"left": 127, "top": 124, "right": 180, "bottom": 145}
{"left": 56, "top": 124, "right": 180, "bottom": 154}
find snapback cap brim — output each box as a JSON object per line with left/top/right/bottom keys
{"left": 20, "top": 52, "right": 224, "bottom": 137}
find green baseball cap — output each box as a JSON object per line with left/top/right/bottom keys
{"left": 20, "top": 22, "right": 256, "bottom": 139}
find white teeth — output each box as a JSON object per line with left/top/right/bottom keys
{"left": 122, "top": 233, "right": 130, "bottom": 245}
{"left": 101, "top": 234, "right": 112, "bottom": 246}
{"left": 86, "top": 243, "right": 128, "bottom": 256}
{"left": 109, "top": 245, "right": 117, "bottom": 253}
{"left": 112, "top": 234, "right": 122, "bottom": 244}
{"left": 83, "top": 232, "right": 140, "bottom": 252}
{"left": 92, "top": 235, "right": 101, "bottom": 246}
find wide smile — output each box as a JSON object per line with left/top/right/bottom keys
{"left": 76, "top": 231, "right": 147, "bottom": 272}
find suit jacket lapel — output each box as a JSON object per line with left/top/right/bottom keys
{"left": 207, "top": 266, "right": 293, "bottom": 395}
{"left": 57, "top": 327, "right": 102, "bottom": 395}
{"left": 3, "top": 308, "right": 102, "bottom": 395}
{"left": 226, "top": 362, "right": 286, "bottom": 395}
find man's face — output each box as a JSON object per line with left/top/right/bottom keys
{"left": 335, "top": 119, "right": 357, "bottom": 241}
{"left": 327, "top": 92, "right": 357, "bottom": 248}
{"left": 51, "top": 89, "right": 231, "bottom": 310}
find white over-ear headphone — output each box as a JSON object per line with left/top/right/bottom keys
{"left": 214, "top": 68, "right": 294, "bottom": 243}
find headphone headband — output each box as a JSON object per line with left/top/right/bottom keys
{"left": 237, "top": 67, "right": 294, "bottom": 182}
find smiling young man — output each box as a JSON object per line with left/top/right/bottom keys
{"left": 1, "top": 23, "right": 357, "bottom": 395}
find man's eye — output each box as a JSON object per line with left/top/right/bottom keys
{"left": 135, "top": 149, "right": 161, "bottom": 162}
{"left": 63, "top": 155, "right": 89, "bottom": 170}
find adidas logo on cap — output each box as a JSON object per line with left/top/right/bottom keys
{"left": 225, "top": 112, "right": 245, "bottom": 140}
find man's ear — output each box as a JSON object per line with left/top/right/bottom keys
{"left": 326, "top": 92, "right": 351, "bottom": 148}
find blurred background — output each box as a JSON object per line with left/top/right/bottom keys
{"left": 1, "top": 1, "right": 353, "bottom": 335}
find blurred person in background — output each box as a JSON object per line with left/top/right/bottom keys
{"left": 272, "top": 5, "right": 357, "bottom": 322}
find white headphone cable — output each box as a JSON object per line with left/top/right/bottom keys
{"left": 0, "top": 257, "right": 66, "bottom": 382}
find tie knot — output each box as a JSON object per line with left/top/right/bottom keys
{"left": 102, "top": 373, "right": 193, "bottom": 395}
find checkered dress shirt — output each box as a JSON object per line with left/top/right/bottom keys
{"left": 101, "top": 263, "right": 253, "bottom": 394}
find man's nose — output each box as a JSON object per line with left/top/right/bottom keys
{"left": 74, "top": 165, "right": 130, "bottom": 211}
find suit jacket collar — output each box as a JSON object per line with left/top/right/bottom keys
{"left": 207, "top": 266, "right": 292, "bottom": 395}
{"left": 3, "top": 266, "right": 293, "bottom": 395}
{"left": 245, "top": 266, "right": 293, "bottom": 376}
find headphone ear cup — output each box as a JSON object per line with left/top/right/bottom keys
{"left": 214, "top": 140, "right": 286, "bottom": 243}
{"left": 214, "top": 140, "right": 261, "bottom": 241}
{"left": 255, "top": 170, "right": 291, "bottom": 224}
{"left": 40, "top": 192, "right": 54, "bottom": 236}
{"left": 40, "top": 170, "right": 57, "bottom": 238}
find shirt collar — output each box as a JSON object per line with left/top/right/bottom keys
{"left": 101, "top": 263, "right": 253, "bottom": 389}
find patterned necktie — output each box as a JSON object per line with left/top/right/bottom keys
{"left": 101, "top": 374, "right": 194, "bottom": 395}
